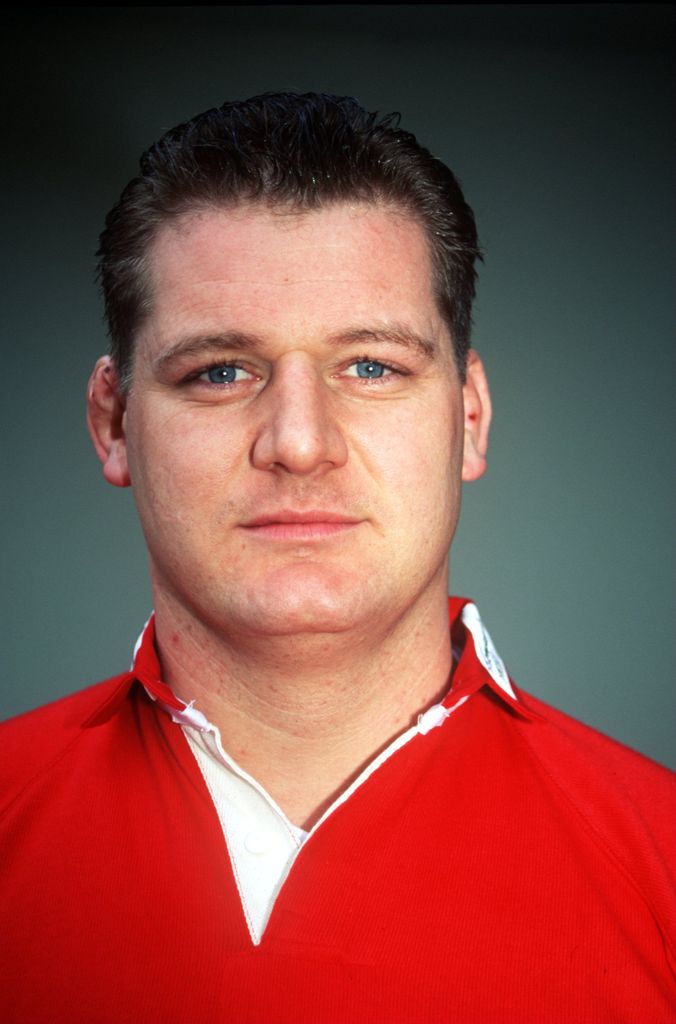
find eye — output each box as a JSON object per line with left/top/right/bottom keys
{"left": 198, "top": 364, "right": 254, "bottom": 385}
{"left": 344, "top": 359, "right": 391, "bottom": 380}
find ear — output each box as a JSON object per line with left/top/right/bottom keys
{"left": 86, "top": 356, "right": 131, "bottom": 487}
{"left": 461, "top": 350, "right": 492, "bottom": 482}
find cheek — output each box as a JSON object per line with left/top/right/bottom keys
{"left": 367, "top": 403, "right": 461, "bottom": 506}
{"left": 126, "top": 405, "right": 246, "bottom": 519}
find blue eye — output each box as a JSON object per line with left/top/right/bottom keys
{"left": 352, "top": 360, "right": 387, "bottom": 379}
{"left": 200, "top": 365, "right": 252, "bottom": 384}
{"left": 207, "top": 365, "right": 237, "bottom": 384}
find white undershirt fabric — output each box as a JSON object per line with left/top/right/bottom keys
{"left": 181, "top": 701, "right": 470, "bottom": 944}
{"left": 183, "top": 725, "right": 308, "bottom": 944}
{"left": 144, "top": 602, "right": 514, "bottom": 945}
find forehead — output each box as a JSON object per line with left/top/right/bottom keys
{"left": 141, "top": 201, "right": 444, "bottom": 349}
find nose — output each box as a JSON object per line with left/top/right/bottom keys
{"left": 250, "top": 353, "right": 348, "bottom": 475}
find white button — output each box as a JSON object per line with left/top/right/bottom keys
{"left": 244, "top": 830, "right": 269, "bottom": 855}
{"left": 417, "top": 704, "right": 449, "bottom": 735}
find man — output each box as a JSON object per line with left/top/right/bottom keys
{"left": 1, "top": 93, "right": 674, "bottom": 1022}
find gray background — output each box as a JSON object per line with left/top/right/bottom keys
{"left": 2, "top": 6, "right": 674, "bottom": 768}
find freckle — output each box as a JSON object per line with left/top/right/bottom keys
{"left": 170, "top": 633, "right": 180, "bottom": 646}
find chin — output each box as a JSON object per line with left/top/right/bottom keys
{"left": 233, "top": 563, "right": 372, "bottom": 637}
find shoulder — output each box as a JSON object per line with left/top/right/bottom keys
{"left": 0, "top": 675, "right": 134, "bottom": 816}
{"left": 515, "top": 688, "right": 675, "bottom": 801}
{"left": 512, "top": 689, "right": 676, "bottom": 951}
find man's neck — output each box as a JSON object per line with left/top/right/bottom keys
{"left": 153, "top": 588, "right": 453, "bottom": 829}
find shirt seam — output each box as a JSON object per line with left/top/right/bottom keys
{"left": 0, "top": 726, "right": 91, "bottom": 825}
{"left": 513, "top": 718, "right": 676, "bottom": 972}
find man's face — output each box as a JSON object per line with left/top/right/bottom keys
{"left": 95, "top": 202, "right": 487, "bottom": 641}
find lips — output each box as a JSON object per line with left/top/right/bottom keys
{"left": 240, "top": 510, "right": 362, "bottom": 540}
{"left": 244, "top": 510, "right": 360, "bottom": 526}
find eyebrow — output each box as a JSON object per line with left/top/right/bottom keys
{"left": 154, "top": 323, "right": 437, "bottom": 374}
{"left": 154, "top": 332, "right": 261, "bottom": 374}
{"left": 326, "top": 326, "right": 437, "bottom": 359}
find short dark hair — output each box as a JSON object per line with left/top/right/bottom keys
{"left": 98, "top": 92, "right": 481, "bottom": 387}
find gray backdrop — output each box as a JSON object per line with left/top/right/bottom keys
{"left": 2, "top": 6, "right": 674, "bottom": 768}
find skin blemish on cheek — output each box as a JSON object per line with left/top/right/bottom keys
{"left": 467, "top": 413, "right": 477, "bottom": 422}
{"left": 170, "top": 632, "right": 181, "bottom": 646}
